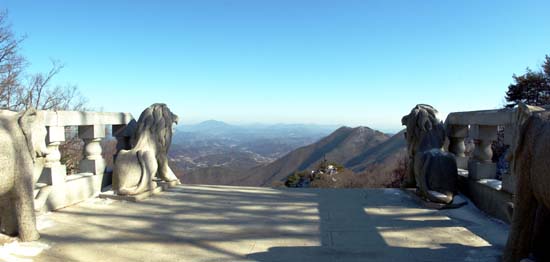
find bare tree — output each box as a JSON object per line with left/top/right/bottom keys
{"left": 0, "top": 10, "right": 89, "bottom": 174}
{"left": 0, "top": 10, "right": 26, "bottom": 109}
{"left": 0, "top": 10, "right": 87, "bottom": 112}
{"left": 21, "top": 60, "right": 88, "bottom": 111}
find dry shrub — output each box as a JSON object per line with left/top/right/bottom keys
{"left": 271, "top": 181, "right": 286, "bottom": 188}
{"left": 385, "top": 155, "right": 408, "bottom": 188}
{"left": 309, "top": 153, "right": 408, "bottom": 189}
{"left": 309, "top": 168, "right": 391, "bottom": 188}
{"left": 59, "top": 126, "right": 118, "bottom": 174}
{"left": 59, "top": 127, "right": 83, "bottom": 175}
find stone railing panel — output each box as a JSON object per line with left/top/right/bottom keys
{"left": 34, "top": 110, "right": 134, "bottom": 211}
{"left": 446, "top": 109, "right": 509, "bottom": 182}
{"left": 445, "top": 108, "right": 515, "bottom": 126}
{"left": 41, "top": 111, "right": 134, "bottom": 127}
{"left": 445, "top": 106, "right": 549, "bottom": 194}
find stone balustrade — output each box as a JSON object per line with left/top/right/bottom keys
{"left": 446, "top": 108, "right": 519, "bottom": 191}
{"left": 445, "top": 107, "right": 536, "bottom": 222}
{"left": 35, "top": 110, "right": 135, "bottom": 211}
{"left": 30, "top": 107, "right": 534, "bottom": 220}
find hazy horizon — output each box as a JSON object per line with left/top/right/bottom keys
{"left": 178, "top": 118, "right": 402, "bottom": 134}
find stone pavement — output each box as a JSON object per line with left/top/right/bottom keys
{"left": 2, "top": 185, "right": 508, "bottom": 262}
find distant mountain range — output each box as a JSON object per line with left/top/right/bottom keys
{"left": 178, "top": 124, "right": 407, "bottom": 187}
{"left": 169, "top": 120, "right": 339, "bottom": 173}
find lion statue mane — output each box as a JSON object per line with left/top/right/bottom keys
{"left": 401, "top": 104, "right": 458, "bottom": 204}
{"left": 503, "top": 103, "right": 550, "bottom": 262}
{"left": 113, "top": 103, "right": 180, "bottom": 195}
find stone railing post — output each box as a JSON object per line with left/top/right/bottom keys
{"left": 447, "top": 124, "right": 468, "bottom": 169}
{"left": 41, "top": 126, "right": 66, "bottom": 185}
{"left": 468, "top": 125, "right": 497, "bottom": 180}
{"left": 79, "top": 125, "right": 106, "bottom": 175}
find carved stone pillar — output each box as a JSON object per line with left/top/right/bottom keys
{"left": 468, "top": 125, "right": 497, "bottom": 180}
{"left": 447, "top": 124, "right": 468, "bottom": 169}
{"left": 79, "top": 125, "right": 105, "bottom": 175}
{"left": 473, "top": 139, "right": 493, "bottom": 163}
{"left": 40, "top": 126, "right": 66, "bottom": 185}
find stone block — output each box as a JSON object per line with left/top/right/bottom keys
{"left": 78, "top": 125, "right": 106, "bottom": 139}
{"left": 99, "top": 186, "right": 162, "bottom": 202}
{"left": 112, "top": 124, "right": 128, "bottom": 137}
{"left": 402, "top": 189, "right": 467, "bottom": 210}
{"left": 113, "top": 124, "right": 134, "bottom": 152}
{"left": 468, "top": 160, "right": 496, "bottom": 180}
{"left": 39, "top": 164, "right": 67, "bottom": 186}
{"left": 79, "top": 159, "right": 106, "bottom": 175}
{"left": 46, "top": 126, "right": 65, "bottom": 143}
{"left": 447, "top": 124, "right": 468, "bottom": 138}
{"left": 155, "top": 179, "right": 180, "bottom": 191}
{"left": 455, "top": 156, "right": 468, "bottom": 170}
{"left": 45, "top": 173, "right": 100, "bottom": 211}
{"left": 113, "top": 120, "right": 137, "bottom": 137}
{"left": 470, "top": 125, "right": 498, "bottom": 141}
{"left": 502, "top": 172, "right": 517, "bottom": 194}
{"left": 458, "top": 176, "right": 513, "bottom": 223}
{"left": 477, "top": 179, "right": 502, "bottom": 191}
{"left": 503, "top": 124, "right": 514, "bottom": 146}
{"left": 100, "top": 170, "right": 113, "bottom": 191}
{"left": 457, "top": 168, "right": 469, "bottom": 178}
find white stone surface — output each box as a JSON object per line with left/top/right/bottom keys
{"left": 458, "top": 168, "right": 469, "bottom": 178}
{"left": 18, "top": 185, "right": 510, "bottom": 261}
{"left": 478, "top": 179, "right": 503, "bottom": 191}
{"left": 39, "top": 111, "right": 133, "bottom": 127}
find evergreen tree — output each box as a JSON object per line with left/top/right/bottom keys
{"left": 505, "top": 55, "right": 550, "bottom": 107}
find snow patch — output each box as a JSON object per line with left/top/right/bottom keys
{"left": 0, "top": 241, "right": 49, "bottom": 262}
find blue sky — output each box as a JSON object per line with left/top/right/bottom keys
{"left": 2, "top": 0, "right": 550, "bottom": 132}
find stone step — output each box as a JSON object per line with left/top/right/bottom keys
{"left": 99, "top": 186, "right": 162, "bottom": 202}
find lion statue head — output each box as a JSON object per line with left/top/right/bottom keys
{"left": 401, "top": 104, "right": 445, "bottom": 157}
{"left": 133, "top": 103, "right": 179, "bottom": 150}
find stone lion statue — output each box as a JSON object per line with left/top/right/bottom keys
{"left": 401, "top": 104, "right": 458, "bottom": 204}
{"left": 113, "top": 103, "right": 180, "bottom": 195}
{"left": 0, "top": 108, "right": 49, "bottom": 241}
{"left": 503, "top": 103, "right": 550, "bottom": 262}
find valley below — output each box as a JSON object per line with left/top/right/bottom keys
{"left": 168, "top": 120, "right": 406, "bottom": 187}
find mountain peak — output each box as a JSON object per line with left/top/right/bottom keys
{"left": 236, "top": 124, "right": 401, "bottom": 186}
{"left": 198, "top": 120, "right": 230, "bottom": 126}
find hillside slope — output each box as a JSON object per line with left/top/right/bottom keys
{"left": 234, "top": 126, "right": 399, "bottom": 186}
{"left": 346, "top": 129, "right": 406, "bottom": 173}
{"left": 170, "top": 120, "right": 336, "bottom": 174}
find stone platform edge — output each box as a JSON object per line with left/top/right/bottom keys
{"left": 98, "top": 180, "right": 179, "bottom": 202}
